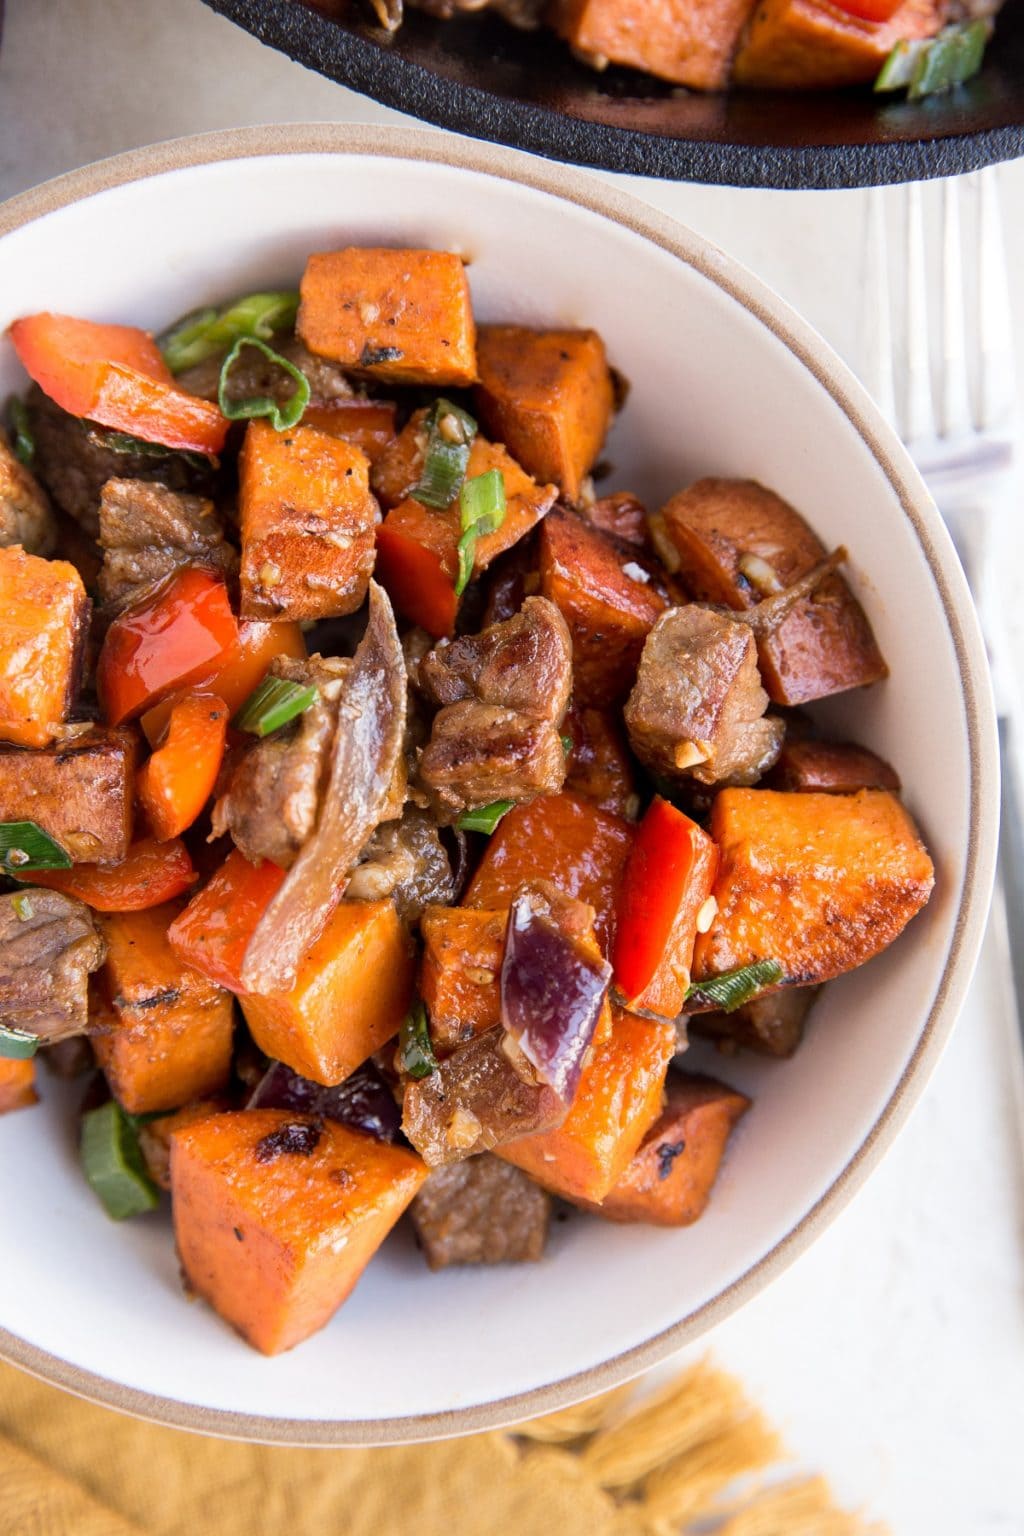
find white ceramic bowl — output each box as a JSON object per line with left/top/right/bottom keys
{"left": 0, "top": 125, "right": 997, "bottom": 1444}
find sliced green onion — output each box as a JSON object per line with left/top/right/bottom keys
{"left": 85, "top": 425, "right": 211, "bottom": 470}
{"left": 0, "top": 821, "right": 72, "bottom": 873}
{"left": 8, "top": 398, "right": 34, "bottom": 466}
{"left": 457, "top": 799, "right": 514, "bottom": 835}
{"left": 81, "top": 1101, "right": 160, "bottom": 1221}
{"left": 455, "top": 468, "right": 507, "bottom": 597}
{"left": 217, "top": 336, "right": 310, "bottom": 433}
{"left": 233, "top": 675, "right": 319, "bottom": 737}
{"left": 160, "top": 290, "right": 300, "bottom": 374}
{"left": 0, "top": 1024, "right": 39, "bottom": 1061}
{"left": 399, "top": 1002, "right": 437, "bottom": 1081}
{"left": 685, "top": 959, "right": 784, "bottom": 1015}
{"left": 411, "top": 398, "right": 478, "bottom": 509}
{"left": 560, "top": 733, "right": 574, "bottom": 756}
{"left": 875, "top": 19, "right": 990, "bottom": 98}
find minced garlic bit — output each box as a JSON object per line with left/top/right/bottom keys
{"left": 258, "top": 561, "right": 282, "bottom": 588}
{"left": 445, "top": 1106, "right": 481, "bottom": 1151}
{"left": 695, "top": 896, "right": 719, "bottom": 934}
{"left": 738, "top": 551, "right": 784, "bottom": 596}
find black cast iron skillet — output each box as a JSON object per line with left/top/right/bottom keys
{"left": 204, "top": 0, "right": 1024, "bottom": 188}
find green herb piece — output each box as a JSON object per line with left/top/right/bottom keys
{"left": 233, "top": 675, "right": 319, "bottom": 737}
{"left": 160, "top": 290, "right": 300, "bottom": 374}
{"left": 455, "top": 468, "right": 507, "bottom": 597}
{"left": 0, "top": 821, "right": 72, "bottom": 873}
{"left": 398, "top": 1002, "right": 437, "bottom": 1081}
{"left": 217, "top": 336, "right": 310, "bottom": 433}
{"left": 685, "top": 959, "right": 784, "bottom": 1015}
{"left": 560, "top": 733, "right": 574, "bottom": 756}
{"left": 411, "top": 398, "right": 478, "bottom": 509}
{"left": 0, "top": 1024, "right": 39, "bottom": 1060}
{"left": 84, "top": 425, "right": 211, "bottom": 470}
{"left": 8, "top": 398, "right": 34, "bottom": 466}
{"left": 875, "top": 19, "right": 990, "bottom": 99}
{"left": 457, "top": 799, "right": 514, "bottom": 835}
{"left": 81, "top": 1101, "right": 160, "bottom": 1221}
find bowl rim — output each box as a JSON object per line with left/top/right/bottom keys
{"left": 0, "top": 122, "right": 999, "bottom": 1446}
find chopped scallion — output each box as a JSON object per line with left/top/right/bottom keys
{"left": 685, "top": 959, "right": 784, "bottom": 1014}
{"left": 8, "top": 398, "right": 34, "bottom": 466}
{"left": 233, "top": 675, "right": 319, "bottom": 737}
{"left": 457, "top": 799, "right": 514, "bottom": 835}
{"left": 560, "top": 733, "right": 574, "bottom": 756}
{"left": 0, "top": 1024, "right": 39, "bottom": 1061}
{"left": 160, "top": 290, "right": 300, "bottom": 374}
{"left": 81, "top": 1101, "right": 160, "bottom": 1221}
{"left": 399, "top": 1002, "right": 437, "bottom": 1081}
{"left": 455, "top": 468, "right": 507, "bottom": 597}
{"left": 411, "top": 398, "right": 477, "bottom": 509}
{"left": 86, "top": 425, "right": 211, "bottom": 469}
{"left": 217, "top": 336, "right": 310, "bottom": 433}
{"left": 875, "top": 19, "right": 990, "bottom": 99}
{"left": 0, "top": 821, "right": 72, "bottom": 872}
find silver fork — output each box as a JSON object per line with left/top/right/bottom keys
{"left": 863, "top": 169, "right": 1024, "bottom": 1092}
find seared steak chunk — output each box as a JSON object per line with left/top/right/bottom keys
{"left": 345, "top": 807, "right": 457, "bottom": 920}
{"left": 418, "top": 700, "right": 566, "bottom": 819}
{"left": 0, "top": 428, "right": 56, "bottom": 555}
{"left": 418, "top": 596, "right": 572, "bottom": 723}
{"left": 411, "top": 1156, "right": 551, "bottom": 1268}
{"left": 0, "top": 889, "right": 105, "bottom": 1040}
{"left": 98, "top": 478, "right": 237, "bottom": 612}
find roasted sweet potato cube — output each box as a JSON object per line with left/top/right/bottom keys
{"left": 420, "top": 906, "right": 506, "bottom": 1047}
{"left": 690, "top": 984, "right": 820, "bottom": 1057}
{"left": 473, "top": 326, "right": 615, "bottom": 503}
{"left": 240, "top": 900, "right": 414, "bottom": 1086}
{"left": 171, "top": 1109, "right": 427, "bottom": 1354}
{"left": 692, "top": 788, "right": 935, "bottom": 988}
{"left": 581, "top": 491, "right": 649, "bottom": 550}
{"left": 411, "top": 1156, "right": 551, "bottom": 1269}
{"left": 764, "top": 738, "right": 901, "bottom": 794}
{"left": 499, "top": 1009, "right": 676, "bottom": 1203}
{"left": 239, "top": 420, "right": 377, "bottom": 621}
{"left": 298, "top": 247, "right": 477, "bottom": 388}
{"left": 0, "top": 546, "right": 87, "bottom": 748}
{"left": 0, "top": 727, "right": 135, "bottom": 864}
{"left": 92, "top": 904, "right": 234, "bottom": 1115}
{"left": 0, "top": 1058, "right": 38, "bottom": 1115}
{"left": 734, "top": 0, "right": 939, "bottom": 88}
{"left": 659, "top": 478, "right": 887, "bottom": 706}
{"left": 563, "top": 706, "right": 639, "bottom": 818}
{"left": 168, "top": 849, "right": 286, "bottom": 995}
{"left": 374, "top": 436, "right": 557, "bottom": 637}
{"left": 301, "top": 400, "right": 398, "bottom": 465}
{"left": 402, "top": 1025, "right": 566, "bottom": 1167}
{"left": 552, "top": 0, "right": 759, "bottom": 88}
{"left": 539, "top": 508, "right": 667, "bottom": 706}
{"left": 463, "top": 791, "right": 635, "bottom": 956}
{"left": 580, "top": 1072, "right": 750, "bottom": 1226}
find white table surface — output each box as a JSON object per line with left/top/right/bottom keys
{"left": 2, "top": 3, "right": 1023, "bottom": 1530}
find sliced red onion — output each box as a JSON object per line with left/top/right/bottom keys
{"left": 247, "top": 1060, "right": 402, "bottom": 1144}
{"left": 500, "top": 888, "right": 612, "bottom": 1105}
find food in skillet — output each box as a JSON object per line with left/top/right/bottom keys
{"left": 343, "top": 0, "right": 1001, "bottom": 95}
{"left": 0, "top": 247, "right": 934, "bottom": 1354}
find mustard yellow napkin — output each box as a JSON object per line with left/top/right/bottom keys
{"left": 0, "top": 1357, "right": 885, "bottom": 1536}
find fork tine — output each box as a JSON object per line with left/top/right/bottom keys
{"left": 903, "top": 182, "right": 935, "bottom": 445}
{"left": 976, "top": 166, "right": 1016, "bottom": 431}
{"left": 863, "top": 188, "right": 897, "bottom": 427}
{"left": 939, "top": 179, "right": 973, "bottom": 441}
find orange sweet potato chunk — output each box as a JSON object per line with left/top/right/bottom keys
{"left": 553, "top": 0, "right": 759, "bottom": 89}
{"left": 659, "top": 477, "right": 887, "bottom": 706}
{"left": 580, "top": 1072, "right": 750, "bottom": 1226}
{"left": 473, "top": 326, "right": 615, "bottom": 504}
{"left": 539, "top": 508, "right": 667, "bottom": 706}
{"left": 171, "top": 1109, "right": 427, "bottom": 1354}
{"left": 239, "top": 420, "right": 377, "bottom": 621}
{"left": 563, "top": 705, "right": 639, "bottom": 818}
{"left": 0, "top": 545, "right": 87, "bottom": 748}
{"left": 420, "top": 906, "right": 506, "bottom": 1048}
{"left": 93, "top": 904, "right": 234, "bottom": 1115}
{"left": 463, "top": 791, "right": 635, "bottom": 956}
{"left": 240, "top": 900, "right": 414, "bottom": 1086}
{"left": 499, "top": 1009, "right": 676, "bottom": 1203}
{"left": 734, "top": 0, "right": 940, "bottom": 89}
{"left": 0, "top": 727, "right": 136, "bottom": 863}
{"left": 0, "top": 1058, "right": 38, "bottom": 1114}
{"left": 692, "top": 788, "right": 935, "bottom": 988}
{"left": 298, "top": 247, "right": 477, "bottom": 388}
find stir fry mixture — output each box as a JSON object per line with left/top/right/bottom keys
{"left": 347, "top": 0, "right": 1000, "bottom": 97}
{"left": 0, "top": 246, "right": 934, "bottom": 1355}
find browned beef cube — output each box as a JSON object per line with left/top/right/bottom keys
{"left": 690, "top": 985, "right": 821, "bottom": 1058}
{"left": 411, "top": 1155, "right": 551, "bottom": 1269}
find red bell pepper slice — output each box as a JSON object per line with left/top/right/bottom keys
{"left": 97, "top": 567, "right": 239, "bottom": 726}
{"left": 168, "top": 849, "right": 287, "bottom": 994}
{"left": 612, "top": 797, "right": 719, "bottom": 1018}
{"left": 831, "top": 0, "right": 902, "bottom": 19}
{"left": 137, "top": 692, "right": 229, "bottom": 841}
{"left": 374, "top": 521, "right": 458, "bottom": 638}
{"left": 10, "top": 312, "right": 228, "bottom": 455}
{"left": 19, "top": 838, "right": 196, "bottom": 911}
{"left": 139, "top": 618, "right": 307, "bottom": 746}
